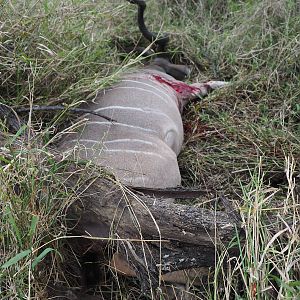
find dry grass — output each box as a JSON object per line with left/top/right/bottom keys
{"left": 0, "top": 0, "right": 299, "bottom": 299}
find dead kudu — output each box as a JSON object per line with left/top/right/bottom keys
{"left": 58, "top": 61, "right": 227, "bottom": 189}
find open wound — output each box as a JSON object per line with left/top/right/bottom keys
{"left": 152, "top": 74, "right": 201, "bottom": 96}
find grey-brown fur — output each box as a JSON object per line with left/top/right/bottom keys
{"left": 58, "top": 60, "right": 227, "bottom": 188}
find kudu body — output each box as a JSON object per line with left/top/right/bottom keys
{"left": 58, "top": 60, "right": 226, "bottom": 188}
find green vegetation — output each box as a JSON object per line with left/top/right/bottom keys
{"left": 0, "top": 0, "right": 299, "bottom": 299}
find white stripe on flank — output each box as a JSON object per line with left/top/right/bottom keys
{"left": 64, "top": 138, "right": 156, "bottom": 148}
{"left": 108, "top": 86, "right": 171, "bottom": 105}
{"left": 86, "top": 121, "right": 157, "bottom": 134}
{"left": 104, "top": 138, "right": 155, "bottom": 146}
{"left": 120, "top": 79, "right": 175, "bottom": 103}
{"left": 63, "top": 139, "right": 165, "bottom": 159}
{"left": 103, "top": 149, "right": 165, "bottom": 160}
{"left": 94, "top": 105, "right": 148, "bottom": 113}
{"left": 93, "top": 106, "right": 175, "bottom": 124}
{"left": 65, "top": 139, "right": 104, "bottom": 145}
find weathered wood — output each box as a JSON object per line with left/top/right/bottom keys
{"left": 65, "top": 169, "right": 242, "bottom": 292}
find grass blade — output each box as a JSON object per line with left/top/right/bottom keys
{"left": 1, "top": 249, "right": 31, "bottom": 269}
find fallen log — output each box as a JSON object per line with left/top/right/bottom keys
{"left": 65, "top": 167, "right": 243, "bottom": 292}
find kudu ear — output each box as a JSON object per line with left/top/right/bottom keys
{"left": 152, "top": 57, "right": 190, "bottom": 80}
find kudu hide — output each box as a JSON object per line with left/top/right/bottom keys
{"left": 58, "top": 59, "right": 226, "bottom": 188}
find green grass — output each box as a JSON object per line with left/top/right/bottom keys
{"left": 0, "top": 0, "right": 299, "bottom": 299}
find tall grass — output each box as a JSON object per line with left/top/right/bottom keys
{"left": 0, "top": 0, "right": 299, "bottom": 299}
